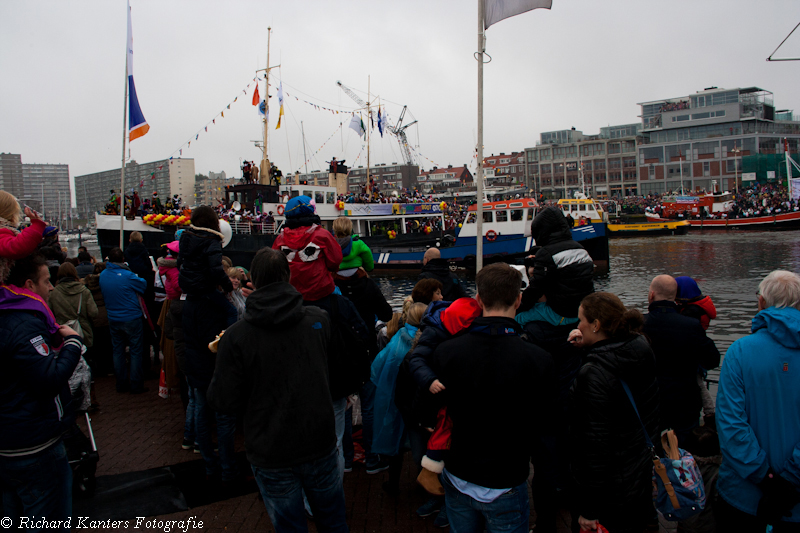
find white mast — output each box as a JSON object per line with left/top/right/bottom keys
{"left": 476, "top": 0, "right": 486, "bottom": 272}
{"left": 119, "top": 32, "right": 129, "bottom": 250}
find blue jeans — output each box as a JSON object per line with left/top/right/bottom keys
{"left": 183, "top": 378, "right": 196, "bottom": 443}
{"left": 443, "top": 473, "right": 529, "bottom": 533}
{"left": 359, "top": 381, "right": 378, "bottom": 467}
{"left": 192, "top": 386, "right": 237, "bottom": 481}
{"left": 109, "top": 318, "right": 144, "bottom": 392}
{"left": 333, "top": 398, "right": 346, "bottom": 478}
{"left": 253, "top": 448, "right": 348, "bottom": 533}
{"left": 0, "top": 441, "right": 72, "bottom": 532}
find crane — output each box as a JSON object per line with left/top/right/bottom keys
{"left": 336, "top": 80, "right": 417, "bottom": 166}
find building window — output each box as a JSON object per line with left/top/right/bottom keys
{"left": 703, "top": 162, "right": 710, "bottom": 176}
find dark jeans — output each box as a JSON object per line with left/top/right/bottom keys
{"left": 193, "top": 386, "right": 237, "bottom": 481}
{"left": 715, "top": 493, "right": 800, "bottom": 532}
{"left": 442, "top": 473, "right": 529, "bottom": 533}
{"left": 0, "top": 441, "right": 72, "bottom": 532}
{"left": 359, "top": 380, "right": 377, "bottom": 467}
{"left": 109, "top": 318, "right": 144, "bottom": 392}
{"left": 252, "top": 448, "right": 348, "bottom": 533}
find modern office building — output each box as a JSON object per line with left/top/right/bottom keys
{"left": 21, "top": 163, "right": 71, "bottom": 222}
{"left": 524, "top": 124, "right": 642, "bottom": 199}
{"left": 75, "top": 158, "right": 195, "bottom": 216}
{"left": 637, "top": 86, "right": 800, "bottom": 194}
{"left": 0, "top": 153, "right": 24, "bottom": 200}
{"left": 347, "top": 163, "right": 420, "bottom": 193}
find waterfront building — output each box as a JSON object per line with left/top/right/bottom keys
{"left": 75, "top": 158, "right": 195, "bottom": 216}
{"left": 416, "top": 165, "right": 474, "bottom": 199}
{"left": 21, "top": 163, "right": 71, "bottom": 222}
{"left": 347, "top": 163, "right": 420, "bottom": 193}
{"left": 195, "top": 171, "right": 234, "bottom": 206}
{"left": 483, "top": 152, "right": 526, "bottom": 188}
{"left": 637, "top": 86, "right": 800, "bottom": 194}
{"left": 0, "top": 153, "right": 24, "bottom": 200}
{"left": 524, "top": 124, "right": 642, "bottom": 199}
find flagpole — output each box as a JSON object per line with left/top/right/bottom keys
{"left": 119, "top": 25, "right": 129, "bottom": 251}
{"left": 476, "top": 0, "right": 485, "bottom": 272}
{"left": 261, "top": 27, "right": 272, "bottom": 185}
{"left": 367, "top": 75, "right": 371, "bottom": 200}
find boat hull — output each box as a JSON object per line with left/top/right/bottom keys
{"left": 608, "top": 221, "right": 690, "bottom": 237}
{"left": 645, "top": 211, "right": 800, "bottom": 230}
{"left": 96, "top": 215, "right": 609, "bottom": 272}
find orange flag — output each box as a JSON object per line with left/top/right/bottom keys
{"left": 252, "top": 83, "right": 260, "bottom": 106}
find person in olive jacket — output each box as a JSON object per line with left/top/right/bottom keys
{"left": 568, "top": 292, "right": 660, "bottom": 533}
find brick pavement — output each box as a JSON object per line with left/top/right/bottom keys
{"left": 79, "top": 374, "right": 572, "bottom": 532}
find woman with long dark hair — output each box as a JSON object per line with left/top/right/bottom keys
{"left": 568, "top": 292, "right": 659, "bottom": 533}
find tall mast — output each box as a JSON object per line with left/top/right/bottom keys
{"left": 367, "top": 76, "right": 371, "bottom": 199}
{"left": 260, "top": 27, "right": 272, "bottom": 184}
{"left": 119, "top": 30, "right": 129, "bottom": 250}
{"left": 476, "top": 0, "right": 485, "bottom": 271}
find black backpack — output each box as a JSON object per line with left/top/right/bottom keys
{"left": 326, "top": 295, "right": 371, "bottom": 399}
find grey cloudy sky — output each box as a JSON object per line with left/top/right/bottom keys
{"left": 2, "top": 0, "right": 799, "bottom": 193}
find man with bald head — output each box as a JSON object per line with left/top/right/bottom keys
{"left": 419, "top": 248, "right": 468, "bottom": 301}
{"left": 643, "top": 274, "right": 720, "bottom": 449}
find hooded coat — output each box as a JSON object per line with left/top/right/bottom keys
{"left": 207, "top": 281, "right": 336, "bottom": 469}
{"left": 157, "top": 255, "right": 181, "bottom": 300}
{"left": 178, "top": 226, "right": 233, "bottom": 295}
{"left": 49, "top": 279, "right": 98, "bottom": 348}
{"left": 338, "top": 235, "right": 374, "bottom": 272}
{"left": 717, "top": 307, "right": 800, "bottom": 521}
{"left": 520, "top": 206, "right": 594, "bottom": 318}
{"left": 570, "top": 334, "right": 660, "bottom": 529}
{"left": 273, "top": 219, "right": 342, "bottom": 302}
{"left": 418, "top": 258, "right": 468, "bottom": 302}
{"left": 84, "top": 273, "right": 108, "bottom": 328}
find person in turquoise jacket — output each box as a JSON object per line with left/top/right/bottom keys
{"left": 333, "top": 216, "right": 374, "bottom": 272}
{"left": 716, "top": 270, "right": 800, "bottom": 530}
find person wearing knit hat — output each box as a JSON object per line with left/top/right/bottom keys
{"left": 0, "top": 190, "right": 46, "bottom": 283}
{"left": 272, "top": 196, "right": 342, "bottom": 301}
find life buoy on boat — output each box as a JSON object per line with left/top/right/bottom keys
{"left": 485, "top": 230, "right": 498, "bottom": 242}
{"left": 277, "top": 204, "right": 284, "bottom": 216}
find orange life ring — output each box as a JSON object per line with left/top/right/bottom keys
{"left": 277, "top": 204, "right": 285, "bottom": 216}
{"left": 486, "top": 230, "right": 498, "bottom": 242}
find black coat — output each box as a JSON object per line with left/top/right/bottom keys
{"left": 520, "top": 206, "right": 594, "bottom": 318}
{"left": 208, "top": 281, "right": 336, "bottom": 469}
{"left": 643, "top": 300, "right": 720, "bottom": 434}
{"left": 432, "top": 316, "right": 557, "bottom": 490}
{"left": 570, "top": 334, "right": 660, "bottom": 528}
{"left": 418, "top": 258, "right": 468, "bottom": 302}
{"left": 334, "top": 270, "right": 393, "bottom": 357}
{"left": 177, "top": 227, "right": 233, "bottom": 296}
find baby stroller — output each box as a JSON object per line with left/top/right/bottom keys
{"left": 65, "top": 357, "right": 100, "bottom": 497}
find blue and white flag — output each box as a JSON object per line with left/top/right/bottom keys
{"left": 127, "top": 1, "right": 149, "bottom": 141}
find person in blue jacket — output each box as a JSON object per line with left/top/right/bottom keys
{"left": 0, "top": 253, "right": 83, "bottom": 532}
{"left": 716, "top": 270, "right": 800, "bottom": 530}
{"left": 100, "top": 247, "right": 147, "bottom": 394}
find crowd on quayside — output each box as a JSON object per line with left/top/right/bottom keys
{"left": 2, "top": 187, "right": 800, "bottom": 533}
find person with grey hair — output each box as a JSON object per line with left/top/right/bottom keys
{"left": 716, "top": 270, "right": 800, "bottom": 530}
{"left": 208, "top": 247, "right": 348, "bottom": 532}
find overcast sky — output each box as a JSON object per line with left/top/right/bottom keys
{"left": 2, "top": 0, "right": 799, "bottom": 196}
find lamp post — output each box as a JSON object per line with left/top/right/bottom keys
{"left": 731, "top": 144, "right": 741, "bottom": 193}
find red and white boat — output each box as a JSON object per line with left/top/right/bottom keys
{"left": 645, "top": 191, "right": 800, "bottom": 229}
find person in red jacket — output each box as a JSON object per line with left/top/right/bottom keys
{"left": 272, "top": 196, "right": 342, "bottom": 301}
{"left": 0, "top": 190, "right": 46, "bottom": 283}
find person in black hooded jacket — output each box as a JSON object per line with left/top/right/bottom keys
{"left": 519, "top": 206, "right": 593, "bottom": 321}
{"left": 418, "top": 248, "right": 467, "bottom": 302}
{"left": 567, "top": 292, "right": 659, "bottom": 533}
{"left": 177, "top": 206, "right": 238, "bottom": 483}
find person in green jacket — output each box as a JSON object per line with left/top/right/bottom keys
{"left": 333, "top": 216, "right": 374, "bottom": 273}
{"left": 50, "top": 262, "right": 98, "bottom": 348}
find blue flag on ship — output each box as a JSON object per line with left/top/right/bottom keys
{"left": 127, "top": 1, "right": 149, "bottom": 141}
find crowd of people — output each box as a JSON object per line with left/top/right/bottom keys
{"left": 103, "top": 189, "right": 188, "bottom": 218}
{"left": 2, "top": 187, "right": 800, "bottom": 533}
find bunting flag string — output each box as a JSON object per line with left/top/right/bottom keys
{"left": 408, "top": 145, "right": 444, "bottom": 170}
{"left": 168, "top": 75, "right": 261, "bottom": 159}
{"left": 292, "top": 123, "right": 345, "bottom": 174}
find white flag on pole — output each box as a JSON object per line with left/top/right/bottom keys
{"left": 484, "top": 0, "right": 552, "bottom": 29}
{"left": 349, "top": 114, "right": 365, "bottom": 137}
